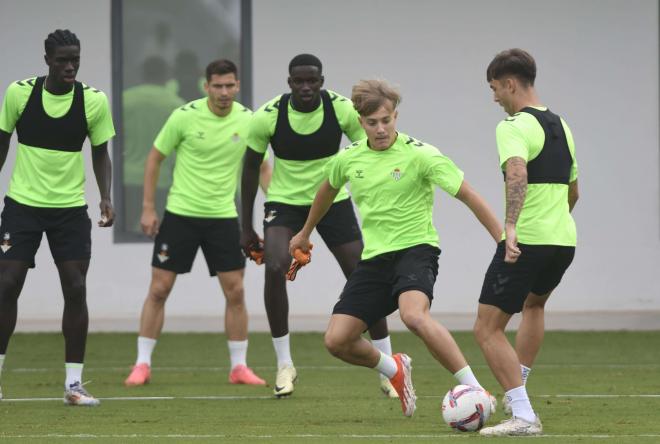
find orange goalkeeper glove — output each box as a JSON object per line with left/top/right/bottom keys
{"left": 286, "top": 245, "right": 313, "bottom": 281}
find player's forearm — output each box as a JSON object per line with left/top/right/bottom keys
{"left": 241, "top": 148, "right": 264, "bottom": 231}
{"left": 300, "top": 181, "right": 339, "bottom": 237}
{"left": 456, "top": 181, "right": 502, "bottom": 243}
{"left": 91, "top": 143, "right": 112, "bottom": 200}
{"left": 142, "top": 148, "right": 163, "bottom": 210}
{"left": 504, "top": 157, "right": 527, "bottom": 228}
{"left": 568, "top": 179, "right": 579, "bottom": 212}
{"left": 0, "top": 130, "right": 13, "bottom": 172}
{"left": 259, "top": 160, "right": 272, "bottom": 193}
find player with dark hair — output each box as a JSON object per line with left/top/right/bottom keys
{"left": 241, "top": 54, "right": 397, "bottom": 398}
{"left": 476, "top": 49, "right": 579, "bottom": 436}
{"left": 124, "top": 59, "right": 271, "bottom": 388}
{"left": 289, "top": 78, "right": 501, "bottom": 417}
{"left": 0, "top": 29, "right": 114, "bottom": 405}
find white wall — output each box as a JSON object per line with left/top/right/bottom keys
{"left": 1, "top": 0, "right": 658, "bottom": 331}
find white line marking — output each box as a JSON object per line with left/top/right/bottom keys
{"left": 8, "top": 363, "right": 660, "bottom": 373}
{"left": 1, "top": 433, "right": 660, "bottom": 440}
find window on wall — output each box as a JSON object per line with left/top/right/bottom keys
{"left": 111, "top": 0, "right": 251, "bottom": 242}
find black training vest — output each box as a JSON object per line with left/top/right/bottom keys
{"left": 505, "top": 107, "right": 572, "bottom": 184}
{"left": 269, "top": 90, "right": 342, "bottom": 161}
{"left": 15, "top": 76, "right": 88, "bottom": 152}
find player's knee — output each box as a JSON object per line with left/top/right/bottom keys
{"left": 473, "top": 318, "right": 496, "bottom": 345}
{"left": 0, "top": 272, "right": 24, "bottom": 300}
{"left": 224, "top": 284, "right": 245, "bottom": 307}
{"left": 400, "top": 311, "right": 426, "bottom": 335}
{"left": 265, "top": 258, "right": 289, "bottom": 278}
{"left": 149, "top": 280, "right": 173, "bottom": 304}
{"left": 324, "top": 331, "right": 347, "bottom": 358}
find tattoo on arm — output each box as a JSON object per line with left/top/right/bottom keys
{"left": 505, "top": 157, "right": 528, "bottom": 226}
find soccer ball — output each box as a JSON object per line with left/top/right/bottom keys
{"left": 441, "top": 384, "right": 492, "bottom": 432}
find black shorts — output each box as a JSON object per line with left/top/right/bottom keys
{"left": 263, "top": 198, "right": 361, "bottom": 248}
{"left": 479, "top": 241, "right": 575, "bottom": 314}
{"left": 0, "top": 196, "right": 91, "bottom": 268}
{"left": 333, "top": 244, "right": 440, "bottom": 328}
{"left": 152, "top": 211, "right": 245, "bottom": 276}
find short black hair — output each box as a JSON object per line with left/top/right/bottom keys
{"left": 205, "top": 59, "right": 238, "bottom": 81}
{"left": 288, "top": 54, "right": 322, "bottom": 75}
{"left": 486, "top": 48, "right": 536, "bottom": 87}
{"left": 44, "top": 29, "right": 80, "bottom": 56}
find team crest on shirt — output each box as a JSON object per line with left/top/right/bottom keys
{"left": 264, "top": 210, "right": 277, "bottom": 223}
{"left": 1, "top": 232, "right": 11, "bottom": 253}
{"left": 391, "top": 168, "right": 402, "bottom": 181}
{"left": 231, "top": 132, "right": 241, "bottom": 142}
{"left": 157, "top": 243, "right": 170, "bottom": 263}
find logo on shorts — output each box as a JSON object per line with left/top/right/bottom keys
{"left": 1, "top": 232, "right": 11, "bottom": 253}
{"left": 264, "top": 210, "right": 277, "bottom": 223}
{"left": 391, "top": 168, "right": 402, "bottom": 181}
{"left": 157, "top": 243, "right": 169, "bottom": 263}
{"left": 231, "top": 132, "right": 241, "bottom": 142}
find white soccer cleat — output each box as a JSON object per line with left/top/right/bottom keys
{"left": 273, "top": 365, "right": 297, "bottom": 398}
{"left": 502, "top": 394, "right": 512, "bottom": 415}
{"left": 379, "top": 375, "right": 399, "bottom": 399}
{"left": 64, "top": 381, "right": 100, "bottom": 406}
{"left": 479, "top": 415, "right": 542, "bottom": 436}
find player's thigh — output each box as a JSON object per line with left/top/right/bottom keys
{"left": 530, "top": 246, "right": 575, "bottom": 296}
{"left": 333, "top": 257, "right": 396, "bottom": 330}
{"left": 151, "top": 211, "right": 200, "bottom": 274}
{"left": 392, "top": 244, "right": 440, "bottom": 307}
{"left": 200, "top": 217, "right": 245, "bottom": 276}
{"left": 0, "top": 197, "right": 46, "bottom": 268}
{"left": 262, "top": 201, "right": 306, "bottom": 235}
{"left": 316, "top": 198, "right": 362, "bottom": 249}
{"left": 479, "top": 242, "right": 546, "bottom": 315}
{"left": 45, "top": 205, "right": 92, "bottom": 263}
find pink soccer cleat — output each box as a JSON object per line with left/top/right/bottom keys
{"left": 124, "top": 363, "right": 151, "bottom": 386}
{"left": 229, "top": 365, "right": 267, "bottom": 385}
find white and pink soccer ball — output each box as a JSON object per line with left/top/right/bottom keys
{"left": 441, "top": 384, "right": 492, "bottom": 432}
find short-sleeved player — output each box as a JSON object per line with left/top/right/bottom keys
{"left": 240, "top": 54, "right": 396, "bottom": 398}
{"left": 124, "top": 59, "right": 270, "bottom": 388}
{"left": 289, "top": 79, "right": 502, "bottom": 418}
{"left": 476, "top": 49, "right": 579, "bottom": 437}
{"left": 0, "top": 29, "right": 115, "bottom": 406}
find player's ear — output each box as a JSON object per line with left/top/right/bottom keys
{"left": 287, "top": 76, "right": 293, "bottom": 88}
{"left": 203, "top": 81, "right": 209, "bottom": 93}
{"left": 319, "top": 75, "right": 325, "bottom": 87}
{"left": 235, "top": 79, "right": 241, "bottom": 93}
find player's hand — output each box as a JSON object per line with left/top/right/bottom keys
{"left": 286, "top": 243, "right": 313, "bottom": 281}
{"left": 141, "top": 207, "right": 159, "bottom": 238}
{"left": 289, "top": 231, "right": 312, "bottom": 257}
{"left": 245, "top": 237, "right": 265, "bottom": 265}
{"left": 98, "top": 198, "right": 114, "bottom": 227}
{"left": 240, "top": 227, "right": 261, "bottom": 257}
{"left": 504, "top": 225, "right": 521, "bottom": 263}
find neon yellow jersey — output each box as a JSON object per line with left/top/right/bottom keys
{"left": 154, "top": 98, "right": 252, "bottom": 218}
{"left": 496, "top": 107, "right": 578, "bottom": 246}
{"left": 0, "top": 77, "right": 115, "bottom": 208}
{"left": 248, "top": 90, "right": 365, "bottom": 205}
{"left": 326, "top": 133, "right": 464, "bottom": 260}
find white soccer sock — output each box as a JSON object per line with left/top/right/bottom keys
{"left": 453, "top": 365, "right": 483, "bottom": 389}
{"left": 136, "top": 336, "right": 157, "bottom": 366}
{"left": 371, "top": 337, "right": 393, "bottom": 380}
{"left": 272, "top": 334, "right": 293, "bottom": 368}
{"left": 227, "top": 339, "right": 248, "bottom": 370}
{"left": 506, "top": 385, "right": 536, "bottom": 423}
{"left": 374, "top": 351, "right": 398, "bottom": 379}
{"left": 0, "top": 354, "right": 5, "bottom": 380}
{"left": 521, "top": 364, "right": 532, "bottom": 385}
{"left": 65, "top": 363, "right": 83, "bottom": 388}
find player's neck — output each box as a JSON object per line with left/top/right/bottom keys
{"left": 207, "top": 99, "right": 232, "bottom": 117}
{"left": 44, "top": 76, "right": 74, "bottom": 95}
{"left": 512, "top": 89, "right": 542, "bottom": 113}
{"left": 290, "top": 95, "right": 321, "bottom": 113}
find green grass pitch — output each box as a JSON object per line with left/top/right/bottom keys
{"left": 0, "top": 331, "right": 659, "bottom": 443}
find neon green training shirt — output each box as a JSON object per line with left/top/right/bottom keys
{"left": 154, "top": 98, "right": 252, "bottom": 218}
{"left": 326, "top": 133, "right": 464, "bottom": 260}
{"left": 248, "top": 90, "right": 365, "bottom": 206}
{"left": 496, "top": 107, "right": 578, "bottom": 246}
{"left": 0, "top": 78, "right": 115, "bottom": 208}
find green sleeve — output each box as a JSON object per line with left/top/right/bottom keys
{"left": 421, "top": 144, "right": 465, "bottom": 197}
{"left": 0, "top": 81, "right": 30, "bottom": 133}
{"left": 85, "top": 89, "right": 115, "bottom": 147}
{"left": 325, "top": 149, "right": 349, "bottom": 189}
{"left": 247, "top": 98, "right": 279, "bottom": 153}
{"left": 562, "top": 118, "right": 578, "bottom": 182}
{"left": 330, "top": 92, "right": 365, "bottom": 142}
{"left": 496, "top": 119, "right": 529, "bottom": 168}
{"left": 154, "top": 110, "right": 184, "bottom": 157}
